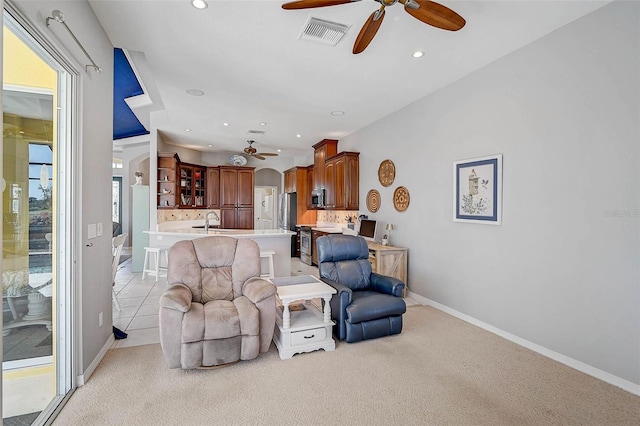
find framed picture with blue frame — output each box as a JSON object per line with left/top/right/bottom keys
{"left": 453, "top": 154, "right": 503, "bottom": 225}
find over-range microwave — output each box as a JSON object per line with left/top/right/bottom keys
{"left": 310, "top": 188, "right": 325, "bottom": 209}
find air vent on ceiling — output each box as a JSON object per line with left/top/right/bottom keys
{"left": 248, "top": 130, "right": 266, "bottom": 135}
{"left": 298, "top": 16, "right": 351, "bottom": 47}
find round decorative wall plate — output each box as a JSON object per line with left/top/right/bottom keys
{"left": 378, "top": 159, "right": 396, "bottom": 187}
{"left": 393, "top": 186, "right": 410, "bottom": 212}
{"left": 366, "top": 189, "right": 381, "bottom": 213}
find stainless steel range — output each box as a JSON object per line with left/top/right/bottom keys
{"left": 299, "top": 226, "right": 312, "bottom": 265}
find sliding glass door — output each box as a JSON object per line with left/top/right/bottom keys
{"left": 3, "top": 5, "right": 75, "bottom": 424}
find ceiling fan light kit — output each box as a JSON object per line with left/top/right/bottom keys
{"left": 228, "top": 154, "right": 248, "bottom": 166}
{"left": 282, "top": 0, "right": 465, "bottom": 54}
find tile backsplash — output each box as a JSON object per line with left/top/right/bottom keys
{"left": 317, "top": 210, "right": 361, "bottom": 226}
{"left": 157, "top": 209, "right": 220, "bottom": 224}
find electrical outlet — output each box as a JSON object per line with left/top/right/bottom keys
{"left": 98, "top": 312, "right": 103, "bottom": 327}
{"left": 88, "top": 224, "right": 97, "bottom": 239}
{"left": 97, "top": 222, "right": 103, "bottom": 236}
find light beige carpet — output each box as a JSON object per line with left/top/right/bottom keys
{"left": 54, "top": 306, "right": 639, "bottom": 425}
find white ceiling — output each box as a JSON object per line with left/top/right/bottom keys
{"left": 90, "top": 0, "right": 610, "bottom": 159}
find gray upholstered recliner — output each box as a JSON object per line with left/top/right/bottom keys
{"left": 159, "top": 236, "right": 277, "bottom": 369}
{"left": 317, "top": 234, "right": 406, "bottom": 343}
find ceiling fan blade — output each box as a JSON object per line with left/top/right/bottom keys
{"left": 353, "top": 9, "right": 385, "bottom": 54}
{"left": 258, "top": 152, "right": 279, "bottom": 157}
{"left": 282, "top": 0, "right": 356, "bottom": 10}
{"left": 404, "top": 0, "right": 465, "bottom": 31}
{"left": 253, "top": 154, "right": 266, "bottom": 160}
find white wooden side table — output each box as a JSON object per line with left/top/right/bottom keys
{"left": 269, "top": 276, "right": 337, "bottom": 360}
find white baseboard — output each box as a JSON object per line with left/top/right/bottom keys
{"left": 407, "top": 291, "right": 640, "bottom": 397}
{"left": 76, "top": 335, "right": 115, "bottom": 386}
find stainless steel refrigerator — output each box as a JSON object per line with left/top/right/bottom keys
{"left": 278, "top": 193, "right": 298, "bottom": 257}
{"left": 278, "top": 192, "right": 297, "bottom": 231}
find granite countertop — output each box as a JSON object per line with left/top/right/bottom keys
{"left": 146, "top": 228, "right": 295, "bottom": 237}
{"left": 296, "top": 223, "right": 343, "bottom": 233}
{"left": 312, "top": 227, "right": 343, "bottom": 233}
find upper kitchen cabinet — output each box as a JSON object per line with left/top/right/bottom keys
{"left": 324, "top": 152, "right": 359, "bottom": 210}
{"left": 284, "top": 167, "right": 297, "bottom": 193}
{"left": 284, "top": 166, "right": 317, "bottom": 225}
{"left": 312, "top": 139, "right": 338, "bottom": 191}
{"left": 157, "top": 152, "right": 206, "bottom": 209}
{"left": 306, "top": 165, "right": 314, "bottom": 209}
{"left": 157, "top": 152, "right": 180, "bottom": 209}
{"left": 178, "top": 163, "right": 207, "bottom": 208}
{"left": 206, "top": 167, "right": 220, "bottom": 209}
{"left": 219, "top": 166, "right": 255, "bottom": 229}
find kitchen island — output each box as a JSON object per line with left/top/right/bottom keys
{"left": 145, "top": 228, "right": 296, "bottom": 277}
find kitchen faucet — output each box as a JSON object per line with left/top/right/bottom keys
{"left": 204, "top": 211, "right": 220, "bottom": 232}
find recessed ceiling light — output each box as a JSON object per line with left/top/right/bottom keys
{"left": 412, "top": 51, "right": 424, "bottom": 58}
{"left": 277, "top": 149, "right": 282, "bottom": 153}
{"left": 259, "top": 122, "right": 267, "bottom": 126}
{"left": 223, "top": 122, "right": 229, "bottom": 126}
{"left": 296, "top": 134, "right": 302, "bottom": 138}
{"left": 185, "top": 128, "right": 192, "bottom": 132}
{"left": 191, "top": 0, "right": 208, "bottom": 10}
{"left": 208, "top": 144, "right": 213, "bottom": 148}
{"left": 331, "top": 111, "right": 345, "bottom": 116}
{"left": 186, "top": 89, "right": 204, "bottom": 96}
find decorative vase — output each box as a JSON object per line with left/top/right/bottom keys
{"left": 135, "top": 176, "right": 143, "bottom": 185}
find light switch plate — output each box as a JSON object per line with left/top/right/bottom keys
{"left": 88, "top": 224, "right": 97, "bottom": 239}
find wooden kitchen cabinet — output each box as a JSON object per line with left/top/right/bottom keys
{"left": 284, "top": 167, "right": 296, "bottom": 193}
{"left": 220, "top": 207, "right": 254, "bottom": 229}
{"left": 284, "top": 166, "right": 317, "bottom": 225}
{"left": 306, "top": 165, "right": 314, "bottom": 209}
{"left": 177, "top": 163, "right": 207, "bottom": 208}
{"left": 219, "top": 166, "right": 254, "bottom": 229}
{"left": 206, "top": 167, "right": 220, "bottom": 209}
{"left": 311, "top": 229, "right": 329, "bottom": 266}
{"left": 312, "top": 139, "right": 337, "bottom": 191}
{"left": 367, "top": 242, "right": 408, "bottom": 297}
{"left": 157, "top": 152, "right": 180, "bottom": 209}
{"left": 324, "top": 151, "right": 359, "bottom": 210}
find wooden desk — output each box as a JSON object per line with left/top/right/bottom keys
{"left": 367, "top": 242, "right": 408, "bottom": 297}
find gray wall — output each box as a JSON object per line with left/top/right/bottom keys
{"left": 12, "top": 0, "right": 115, "bottom": 375}
{"left": 255, "top": 167, "right": 282, "bottom": 194}
{"left": 341, "top": 1, "right": 639, "bottom": 386}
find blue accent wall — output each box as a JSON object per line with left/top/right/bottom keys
{"left": 113, "top": 48, "right": 149, "bottom": 140}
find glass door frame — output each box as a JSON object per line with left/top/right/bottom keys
{"left": 3, "top": 1, "right": 79, "bottom": 422}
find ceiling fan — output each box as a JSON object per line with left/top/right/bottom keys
{"left": 282, "top": 0, "right": 465, "bottom": 54}
{"left": 240, "top": 140, "right": 279, "bottom": 161}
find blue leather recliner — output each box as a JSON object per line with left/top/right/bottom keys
{"left": 316, "top": 234, "right": 406, "bottom": 343}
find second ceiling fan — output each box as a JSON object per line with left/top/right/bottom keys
{"left": 241, "top": 140, "right": 279, "bottom": 161}
{"left": 282, "top": 0, "right": 465, "bottom": 54}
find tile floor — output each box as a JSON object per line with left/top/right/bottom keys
{"left": 112, "top": 254, "right": 417, "bottom": 349}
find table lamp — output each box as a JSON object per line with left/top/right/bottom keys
{"left": 386, "top": 223, "right": 394, "bottom": 246}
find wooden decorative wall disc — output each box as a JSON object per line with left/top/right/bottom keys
{"left": 378, "top": 159, "right": 395, "bottom": 187}
{"left": 366, "top": 189, "right": 381, "bottom": 213}
{"left": 393, "top": 186, "right": 410, "bottom": 212}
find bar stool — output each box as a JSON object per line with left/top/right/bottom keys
{"left": 259, "top": 250, "right": 275, "bottom": 278}
{"left": 142, "top": 247, "right": 169, "bottom": 281}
